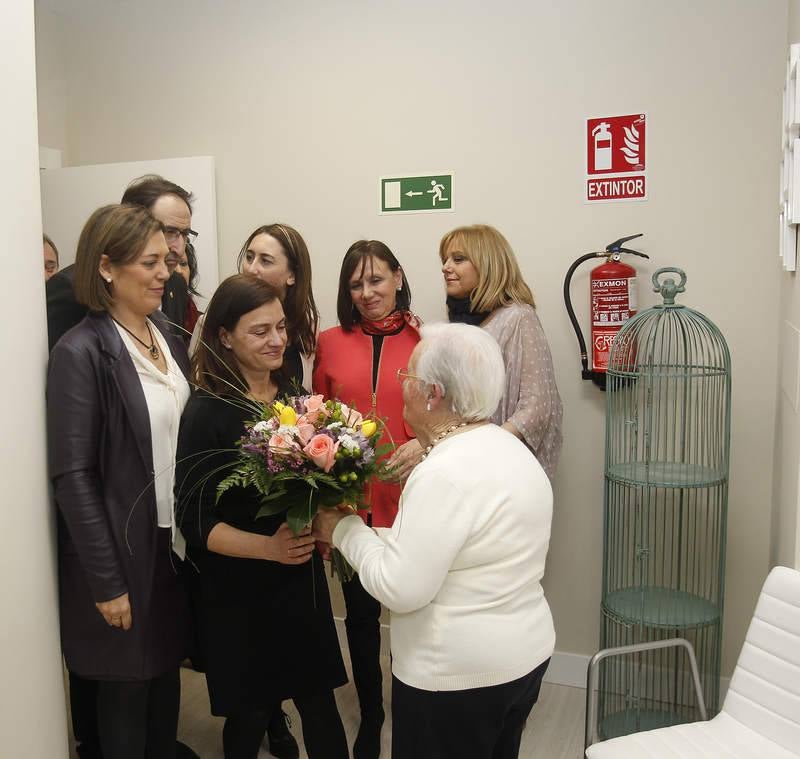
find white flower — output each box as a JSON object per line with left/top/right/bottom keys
{"left": 338, "top": 433, "right": 360, "bottom": 452}
{"left": 253, "top": 420, "right": 270, "bottom": 433}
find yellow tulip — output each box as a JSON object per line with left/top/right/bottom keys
{"left": 279, "top": 405, "right": 298, "bottom": 426}
{"left": 360, "top": 420, "right": 377, "bottom": 437}
{"left": 273, "top": 401, "right": 286, "bottom": 414}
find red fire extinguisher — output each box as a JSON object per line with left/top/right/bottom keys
{"left": 563, "top": 234, "right": 649, "bottom": 390}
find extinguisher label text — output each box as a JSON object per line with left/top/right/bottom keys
{"left": 591, "top": 275, "right": 638, "bottom": 372}
{"left": 592, "top": 277, "right": 637, "bottom": 326}
{"left": 587, "top": 176, "right": 646, "bottom": 201}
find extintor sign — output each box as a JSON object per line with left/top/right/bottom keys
{"left": 586, "top": 114, "right": 647, "bottom": 203}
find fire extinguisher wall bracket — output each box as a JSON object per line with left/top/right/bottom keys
{"left": 563, "top": 235, "right": 649, "bottom": 390}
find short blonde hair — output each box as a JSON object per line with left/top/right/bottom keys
{"left": 439, "top": 224, "right": 535, "bottom": 313}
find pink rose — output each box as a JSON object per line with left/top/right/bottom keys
{"left": 297, "top": 422, "right": 316, "bottom": 446}
{"left": 298, "top": 409, "right": 322, "bottom": 425}
{"left": 269, "top": 432, "right": 295, "bottom": 451}
{"left": 304, "top": 394, "right": 326, "bottom": 414}
{"left": 304, "top": 434, "right": 339, "bottom": 472}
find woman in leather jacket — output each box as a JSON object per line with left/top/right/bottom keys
{"left": 47, "top": 204, "right": 192, "bottom": 759}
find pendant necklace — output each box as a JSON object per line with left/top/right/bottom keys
{"left": 112, "top": 317, "right": 161, "bottom": 360}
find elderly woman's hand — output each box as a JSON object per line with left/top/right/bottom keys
{"left": 96, "top": 592, "right": 132, "bottom": 631}
{"left": 385, "top": 438, "right": 424, "bottom": 483}
{"left": 312, "top": 505, "right": 355, "bottom": 544}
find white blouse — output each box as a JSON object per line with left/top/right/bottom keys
{"left": 114, "top": 320, "right": 190, "bottom": 556}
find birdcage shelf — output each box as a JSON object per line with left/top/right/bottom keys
{"left": 597, "top": 268, "right": 731, "bottom": 741}
{"left": 603, "top": 587, "right": 721, "bottom": 629}
{"left": 606, "top": 462, "right": 727, "bottom": 488}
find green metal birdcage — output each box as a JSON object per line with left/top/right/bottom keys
{"left": 596, "top": 267, "right": 731, "bottom": 740}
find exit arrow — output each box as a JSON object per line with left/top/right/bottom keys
{"left": 405, "top": 190, "right": 423, "bottom": 197}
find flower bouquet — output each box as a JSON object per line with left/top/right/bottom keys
{"left": 217, "top": 393, "right": 390, "bottom": 581}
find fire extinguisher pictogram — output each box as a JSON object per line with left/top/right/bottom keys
{"left": 563, "top": 234, "right": 649, "bottom": 390}
{"left": 592, "top": 122, "right": 613, "bottom": 171}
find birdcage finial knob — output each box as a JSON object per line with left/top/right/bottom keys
{"left": 652, "top": 267, "right": 687, "bottom": 306}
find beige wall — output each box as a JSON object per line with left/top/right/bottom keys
{"left": 35, "top": 0, "right": 787, "bottom": 675}
{"left": 35, "top": 4, "right": 69, "bottom": 160}
{"left": 773, "top": 2, "right": 800, "bottom": 573}
{"left": 1, "top": 0, "right": 69, "bottom": 755}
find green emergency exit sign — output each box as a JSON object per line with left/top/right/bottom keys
{"left": 379, "top": 173, "right": 454, "bottom": 214}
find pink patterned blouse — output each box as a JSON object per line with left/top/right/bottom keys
{"left": 482, "top": 303, "right": 563, "bottom": 480}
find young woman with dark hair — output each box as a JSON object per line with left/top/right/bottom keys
{"left": 190, "top": 223, "right": 319, "bottom": 395}
{"left": 312, "top": 240, "right": 423, "bottom": 759}
{"left": 177, "top": 274, "right": 348, "bottom": 759}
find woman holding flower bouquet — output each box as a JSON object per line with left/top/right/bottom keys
{"left": 176, "top": 274, "right": 348, "bottom": 759}
{"left": 313, "top": 323, "right": 555, "bottom": 759}
{"left": 313, "top": 239, "right": 423, "bottom": 759}
{"left": 440, "top": 224, "right": 563, "bottom": 480}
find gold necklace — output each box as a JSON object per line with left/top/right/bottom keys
{"left": 420, "top": 421, "right": 469, "bottom": 460}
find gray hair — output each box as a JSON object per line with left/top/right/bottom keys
{"left": 415, "top": 322, "right": 505, "bottom": 421}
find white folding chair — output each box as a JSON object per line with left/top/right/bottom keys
{"left": 585, "top": 566, "right": 800, "bottom": 758}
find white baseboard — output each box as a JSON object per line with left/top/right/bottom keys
{"left": 334, "top": 618, "right": 731, "bottom": 700}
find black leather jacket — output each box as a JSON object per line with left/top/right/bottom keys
{"left": 47, "top": 310, "right": 191, "bottom": 679}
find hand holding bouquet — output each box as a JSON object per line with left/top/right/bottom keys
{"left": 217, "top": 393, "right": 389, "bottom": 580}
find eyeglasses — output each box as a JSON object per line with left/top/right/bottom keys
{"left": 163, "top": 226, "right": 198, "bottom": 244}
{"left": 396, "top": 368, "right": 424, "bottom": 384}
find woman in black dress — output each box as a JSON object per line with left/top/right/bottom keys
{"left": 176, "top": 274, "right": 348, "bottom": 759}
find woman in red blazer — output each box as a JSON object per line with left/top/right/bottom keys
{"left": 313, "top": 240, "right": 422, "bottom": 759}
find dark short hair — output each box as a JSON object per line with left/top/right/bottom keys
{"left": 192, "top": 274, "right": 283, "bottom": 396}
{"left": 43, "top": 234, "right": 59, "bottom": 263}
{"left": 336, "top": 240, "right": 411, "bottom": 331}
{"left": 121, "top": 174, "right": 194, "bottom": 214}
{"left": 73, "top": 204, "right": 164, "bottom": 312}
{"left": 237, "top": 223, "right": 319, "bottom": 353}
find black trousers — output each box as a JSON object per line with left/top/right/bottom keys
{"left": 392, "top": 658, "right": 550, "bottom": 759}
{"left": 223, "top": 689, "right": 348, "bottom": 759}
{"left": 95, "top": 668, "right": 181, "bottom": 759}
{"left": 341, "top": 572, "right": 384, "bottom": 719}
{"left": 70, "top": 672, "right": 102, "bottom": 759}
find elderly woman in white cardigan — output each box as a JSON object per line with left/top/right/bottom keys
{"left": 313, "top": 322, "right": 555, "bottom": 759}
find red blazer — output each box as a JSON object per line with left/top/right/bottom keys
{"left": 313, "top": 323, "right": 420, "bottom": 527}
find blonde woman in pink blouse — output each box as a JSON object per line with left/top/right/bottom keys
{"left": 439, "top": 224, "right": 563, "bottom": 480}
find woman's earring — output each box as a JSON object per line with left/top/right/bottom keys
{"left": 426, "top": 402, "right": 432, "bottom": 412}
{"left": 106, "top": 277, "right": 112, "bottom": 283}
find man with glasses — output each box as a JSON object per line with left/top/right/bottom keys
{"left": 47, "top": 174, "right": 197, "bottom": 349}
{"left": 121, "top": 176, "right": 199, "bottom": 340}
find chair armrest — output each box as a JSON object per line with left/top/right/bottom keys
{"left": 584, "top": 637, "right": 707, "bottom": 750}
